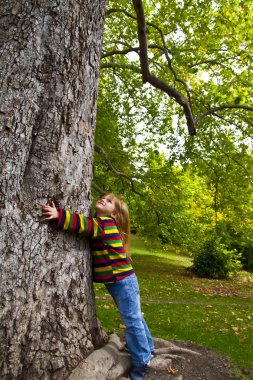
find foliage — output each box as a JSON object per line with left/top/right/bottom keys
{"left": 191, "top": 235, "right": 242, "bottom": 279}
{"left": 93, "top": 0, "right": 253, "bottom": 273}
{"left": 229, "top": 237, "right": 253, "bottom": 272}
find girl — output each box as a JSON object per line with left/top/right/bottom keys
{"left": 42, "top": 193, "right": 154, "bottom": 380}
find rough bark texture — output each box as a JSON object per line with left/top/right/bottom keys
{"left": 0, "top": 0, "right": 107, "bottom": 378}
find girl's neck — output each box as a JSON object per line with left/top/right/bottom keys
{"left": 96, "top": 212, "right": 114, "bottom": 218}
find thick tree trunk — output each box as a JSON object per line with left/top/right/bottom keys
{"left": 0, "top": 1, "right": 107, "bottom": 378}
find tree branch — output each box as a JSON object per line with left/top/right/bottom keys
{"left": 94, "top": 144, "right": 143, "bottom": 196}
{"left": 139, "top": 13, "right": 192, "bottom": 103}
{"left": 101, "top": 47, "right": 140, "bottom": 59}
{"left": 106, "top": 7, "right": 136, "bottom": 20}
{"left": 101, "top": 44, "right": 168, "bottom": 59}
{"left": 91, "top": 181, "right": 106, "bottom": 195}
{"left": 132, "top": 0, "right": 196, "bottom": 135}
{"left": 194, "top": 105, "right": 253, "bottom": 124}
{"left": 100, "top": 62, "right": 141, "bottom": 73}
{"left": 106, "top": 8, "right": 172, "bottom": 55}
{"left": 212, "top": 141, "right": 253, "bottom": 183}
{"left": 188, "top": 55, "right": 242, "bottom": 68}
{"left": 106, "top": 5, "right": 253, "bottom": 133}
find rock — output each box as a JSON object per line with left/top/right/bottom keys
{"left": 149, "top": 356, "right": 172, "bottom": 371}
{"left": 68, "top": 334, "right": 131, "bottom": 380}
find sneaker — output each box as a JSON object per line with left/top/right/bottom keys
{"left": 129, "top": 364, "right": 148, "bottom": 380}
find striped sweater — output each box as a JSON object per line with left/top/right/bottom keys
{"left": 57, "top": 208, "right": 134, "bottom": 283}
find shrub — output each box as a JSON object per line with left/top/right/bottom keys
{"left": 229, "top": 240, "right": 253, "bottom": 272}
{"left": 191, "top": 237, "right": 242, "bottom": 279}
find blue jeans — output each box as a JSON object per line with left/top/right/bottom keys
{"left": 105, "top": 274, "right": 154, "bottom": 366}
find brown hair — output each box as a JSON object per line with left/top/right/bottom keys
{"left": 100, "top": 193, "right": 131, "bottom": 257}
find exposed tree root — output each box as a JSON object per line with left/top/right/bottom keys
{"left": 68, "top": 334, "right": 202, "bottom": 380}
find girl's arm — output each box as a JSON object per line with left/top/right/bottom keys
{"left": 41, "top": 201, "right": 104, "bottom": 238}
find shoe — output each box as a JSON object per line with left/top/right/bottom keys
{"left": 129, "top": 364, "right": 148, "bottom": 380}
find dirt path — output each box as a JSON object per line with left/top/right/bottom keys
{"left": 145, "top": 340, "right": 251, "bottom": 380}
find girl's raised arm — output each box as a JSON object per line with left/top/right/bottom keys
{"left": 41, "top": 201, "right": 104, "bottom": 239}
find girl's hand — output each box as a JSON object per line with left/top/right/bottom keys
{"left": 41, "top": 201, "right": 59, "bottom": 221}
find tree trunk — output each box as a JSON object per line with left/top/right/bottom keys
{"left": 0, "top": 1, "right": 107, "bottom": 378}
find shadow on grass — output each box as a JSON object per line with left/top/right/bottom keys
{"left": 132, "top": 253, "right": 193, "bottom": 277}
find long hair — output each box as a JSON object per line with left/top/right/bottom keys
{"left": 100, "top": 193, "right": 131, "bottom": 257}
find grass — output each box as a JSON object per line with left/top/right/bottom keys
{"left": 94, "top": 235, "right": 253, "bottom": 372}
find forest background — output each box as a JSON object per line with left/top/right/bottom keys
{"left": 93, "top": 0, "right": 253, "bottom": 276}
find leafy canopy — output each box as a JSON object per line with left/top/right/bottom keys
{"left": 93, "top": 0, "right": 253, "bottom": 272}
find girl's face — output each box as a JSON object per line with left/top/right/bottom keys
{"left": 95, "top": 195, "right": 117, "bottom": 217}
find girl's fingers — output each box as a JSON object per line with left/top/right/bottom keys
{"left": 51, "top": 201, "right": 56, "bottom": 208}
{"left": 43, "top": 214, "right": 54, "bottom": 220}
{"left": 42, "top": 205, "right": 54, "bottom": 212}
{"left": 42, "top": 209, "right": 53, "bottom": 216}
{"left": 41, "top": 207, "right": 51, "bottom": 213}
{"left": 42, "top": 205, "right": 51, "bottom": 210}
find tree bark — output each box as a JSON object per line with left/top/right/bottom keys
{"left": 0, "top": 0, "right": 107, "bottom": 378}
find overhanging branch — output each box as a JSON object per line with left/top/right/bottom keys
{"left": 94, "top": 144, "right": 143, "bottom": 196}
{"left": 101, "top": 47, "right": 140, "bottom": 59}
{"left": 106, "top": 3, "right": 253, "bottom": 133}
{"left": 132, "top": 0, "right": 196, "bottom": 136}
{"left": 194, "top": 105, "right": 253, "bottom": 124}
{"left": 106, "top": 8, "right": 172, "bottom": 55}
{"left": 101, "top": 44, "right": 167, "bottom": 59}
{"left": 189, "top": 54, "right": 242, "bottom": 68}
{"left": 91, "top": 182, "right": 106, "bottom": 195}
{"left": 106, "top": 7, "right": 136, "bottom": 20}
{"left": 100, "top": 62, "right": 141, "bottom": 73}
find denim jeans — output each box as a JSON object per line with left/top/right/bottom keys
{"left": 105, "top": 274, "right": 154, "bottom": 366}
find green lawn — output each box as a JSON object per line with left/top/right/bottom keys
{"left": 94, "top": 235, "right": 253, "bottom": 373}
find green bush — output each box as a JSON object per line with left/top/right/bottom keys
{"left": 230, "top": 240, "right": 253, "bottom": 272}
{"left": 214, "top": 220, "right": 253, "bottom": 272}
{"left": 191, "top": 237, "right": 242, "bottom": 279}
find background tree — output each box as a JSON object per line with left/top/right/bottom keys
{"left": 94, "top": 0, "right": 253, "bottom": 272}
{"left": 0, "top": 1, "right": 106, "bottom": 378}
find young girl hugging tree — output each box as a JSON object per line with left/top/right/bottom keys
{"left": 41, "top": 193, "right": 154, "bottom": 380}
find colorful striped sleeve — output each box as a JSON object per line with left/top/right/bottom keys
{"left": 57, "top": 209, "right": 104, "bottom": 238}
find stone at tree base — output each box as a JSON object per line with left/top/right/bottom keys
{"left": 68, "top": 334, "right": 131, "bottom": 380}
{"left": 148, "top": 356, "right": 172, "bottom": 369}
{"left": 145, "top": 355, "right": 184, "bottom": 380}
